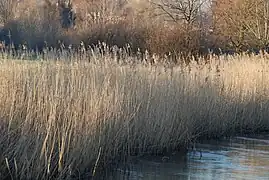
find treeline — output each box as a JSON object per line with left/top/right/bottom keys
{"left": 0, "top": 0, "right": 268, "bottom": 62}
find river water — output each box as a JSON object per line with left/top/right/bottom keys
{"left": 101, "top": 135, "right": 269, "bottom": 180}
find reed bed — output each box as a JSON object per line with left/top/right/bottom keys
{"left": 0, "top": 49, "right": 268, "bottom": 179}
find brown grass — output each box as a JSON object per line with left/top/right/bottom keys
{"left": 0, "top": 51, "right": 268, "bottom": 179}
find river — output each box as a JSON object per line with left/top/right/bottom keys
{"left": 100, "top": 135, "right": 269, "bottom": 180}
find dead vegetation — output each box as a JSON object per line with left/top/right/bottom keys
{"left": 0, "top": 49, "right": 268, "bottom": 179}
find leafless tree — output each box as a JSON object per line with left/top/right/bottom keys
{"left": 150, "top": 0, "right": 206, "bottom": 26}
{"left": 0, "top": 0, "right": 18, "bottom": 24}
{"left": 213, "top": 0, "right": 269, "bottom": 52}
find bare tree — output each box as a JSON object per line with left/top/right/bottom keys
{"left": 150, "top": 0, "right": 206, "bottom": 26}
{"left": 0, "top": 0, "right": 18, "bottom": 24}
{"left": 213, "top": 0, "right": 269, "bottom": 52}
{"left": 70, "top": 0, "right": 129, "bottom": 25}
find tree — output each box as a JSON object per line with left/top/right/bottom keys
{"left": 146, "top": 0, "right": 211, "bottom": 60}
{"left": 150, "top": 0, "right": 206, "bottom": 26}
{"left": 58, "top": 0, "right": 77, "bottom": 28}
{"left": 0, "top": 0, "right": 18, "bottom": 24}
{"left": 213, "top": 0, "right": 269, "bottom": 52}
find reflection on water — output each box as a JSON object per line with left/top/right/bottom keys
{"left": 103, "top": 135, "right": 269, "bottom": 180}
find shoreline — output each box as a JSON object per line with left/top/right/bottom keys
{"left": 0, "top": 51, "right": 268, "bottom": 179}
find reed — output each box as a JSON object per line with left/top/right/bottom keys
{"left": 0, "top": 49, "right": 268, "bottom": 179}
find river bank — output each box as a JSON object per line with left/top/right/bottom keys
{"left": 0, "top": 52, "right": 268, "bottom": 179}
{"left": 103, "top": 135, "right": 269, "bottom": 180}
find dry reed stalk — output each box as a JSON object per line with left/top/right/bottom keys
{"left": 0, "top": 51, "right": 268, "bottom": 179}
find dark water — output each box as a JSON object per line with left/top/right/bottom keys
{"left": 103, "top": 135, "right": 269, "bottom": 180}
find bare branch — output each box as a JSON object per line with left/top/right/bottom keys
{"left": 150, "top": 0, "right": 206, "bottom": 25}
{"left": 0, "top": 0, "right": 18, "bottom": 24}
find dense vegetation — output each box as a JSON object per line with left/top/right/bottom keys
{"left": 0, "top": 0, "right": 269, "bottom": 179}
{"left": 0, "top": 48, "right": 269, "bottom": 179}
{"left": 1, "top": 0, "right": 269, "bottom": 60}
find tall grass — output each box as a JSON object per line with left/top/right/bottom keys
{"left": 0, "top": 49, "right": 269, "bottom": 179}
